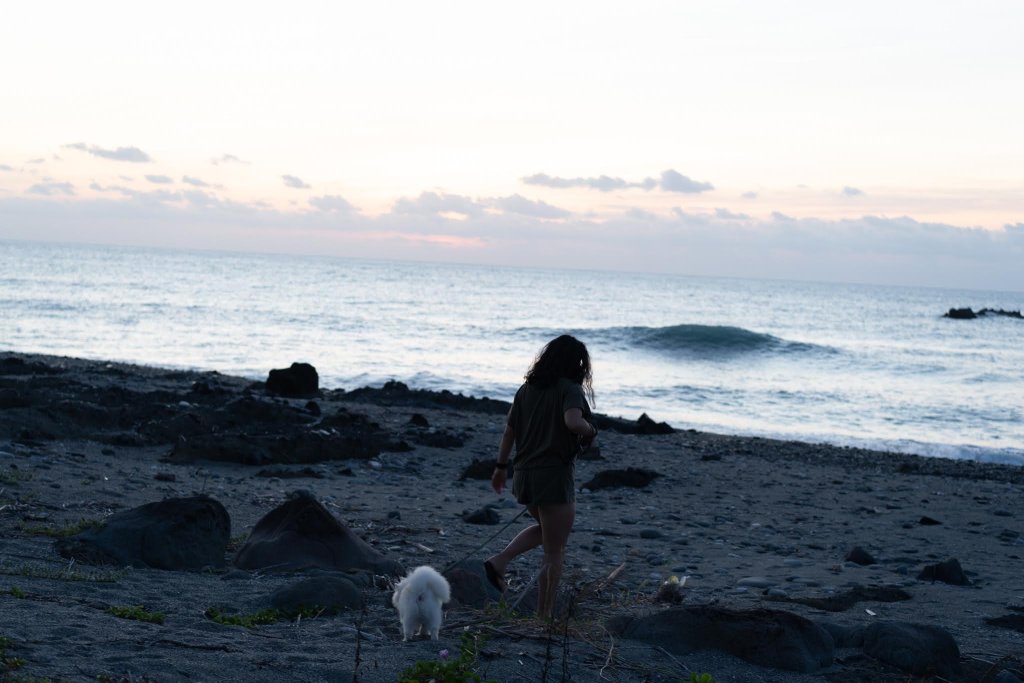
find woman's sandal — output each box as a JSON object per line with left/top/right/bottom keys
{"left": 483, "top": 560, "right": 507, "bottom": 593}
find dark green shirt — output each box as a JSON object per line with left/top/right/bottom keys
{"left": 509, "top": 378, "right": 589, "bottom": 470}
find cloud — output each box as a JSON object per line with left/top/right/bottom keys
{"left": 625, "top": 208, "right": 659, "bottom": 221}
{"left": 63, "top": 143, "right": 151, "bottom": 163}
{"left": 27, "top": 158, "right": 45, "bottom": 164}
{"left": 210, "top": 154, "right": 247, "bottom": 165}
{"left": 392, "top": 191, "right": 484, "bottom": 217}
{"left": 842, "top": 186, "right": 865, "bottom": 197}
{"left": 0, "top": 164, "right": 14, "bottom": 172}
{"left": 522, "top": 172, "right": 656, "bottom": 192}
{"left": 182, "top": 190, "right": 220, "bottom": 207}
{"left": 522, "top": 169, "right": 712, "bottom": 194}
{"left": 27, "top": 182, "right": 75, "bottom": 196}
{"left": 145, "top": 175, "right": 174, "bottom": 185}
{"left": 309, "top": 194, "right": 356, "bottom": 213}
{"left": 282, "top": 174, "right": 311, "bottom": 189}
{"left": 89, "top": 183, "right": 186, "bottom": 205}
{"left": 741, "top": 191, "right": 759, "bottom": 199}
{"left": 522, "top": 172, "right": 639, "bottom": 192}
{"left": 3, "top": 190, "right": 1022, "bottom": 292}
{"left": 714, "top": 208, "right": 750, "bottom": 220}
{"left": 659, "top": 169, "right": 714, "bottom": 193}
{"left": 182, "top": 176, "right": 210, "bottom": 187}
{"left": 490, "top": 194, "right": 570, "bottom": 219}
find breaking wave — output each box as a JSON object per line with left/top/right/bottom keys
{"left": 586, "top": 324, "right": 824, "bottom": 357}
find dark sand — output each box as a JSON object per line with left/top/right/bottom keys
{"left": 1, "top": 352, "right": 1022, "bottom": 682}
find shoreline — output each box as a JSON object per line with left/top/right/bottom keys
{"left": 2, "top": 351, "right": 1023, "bottom": 682}
{"left": 4, "top": 346, "right": 1022, "bottom": 469}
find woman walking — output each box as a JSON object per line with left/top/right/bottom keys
{"left": 484, "top": 334, "right": 597, "bottom": 618}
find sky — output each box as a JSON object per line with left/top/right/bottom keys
{"left": 1, "top": 1, "right": 1022, "bottom": 292}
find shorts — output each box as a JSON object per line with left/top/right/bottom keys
{"left": 512, "top": 462, "right": 575, "bottom": 505}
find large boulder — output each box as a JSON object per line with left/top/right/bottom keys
{"left": 234, "top": 490, "right": 402, "bottom": 575}
{"left": 442, "top": 559, "right": 502, "bottom": 609}
{"left": 917, "top": 557, "right": 970, "bottom": 585}
{"left": 266, "top": 362, "right": 319, "bottom": 398}
{"left": 608, "top": 606, "right": 835, "bottom": 673}
{"left": 581, "top": 467, "right": 662, "bottom": 491}
{"left": 862, "top": 622, "right": 961, "bottom": 679}
{"left": 267, "top": 575, "right": 364, "bottom": 615}
{"left": 55, "top": 495, "right": 230, "bottom": 570}
{"left": 635, "top": 413, "right": 675, "bottom": 434}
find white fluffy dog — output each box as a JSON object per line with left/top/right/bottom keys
{"left": 391, "top": 565, "right": 451, "bottom": 641}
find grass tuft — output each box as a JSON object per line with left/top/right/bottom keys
{"left": 21, "top": 519, "right": 100, "bottom": 538}
{"left": 1, "top": 635, "right": 27, "bottom": 673}
{"left": 0, "top": 469, "right": 31, "bottom": 486}
{"left": 204, "top": 607, "right": 282, "bottom": 628}
{"left": 398, "top": 631, "right": 497, "bottom": 683}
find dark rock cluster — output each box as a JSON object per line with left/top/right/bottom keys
{"left": 944, "top": 307, "right": 1023, "bottom": 319}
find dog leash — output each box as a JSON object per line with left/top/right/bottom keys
{"left": 440, "top": 503, "right": 530, "bottom": 576}
{"left": 441, "top": 431, "right": 597, "bottom": 575}
{"left": 440, "top": 438, "right": 593, "bottom": 575}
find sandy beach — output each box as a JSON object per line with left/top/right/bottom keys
{"left": 1, "top": 352, "right": 1022, "bottom": 682}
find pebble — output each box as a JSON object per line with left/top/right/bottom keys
{"left": 767, "top": 588, "right": 789, "bottom": 598}
{"left": 640, "top": 529, "right": 663, "bottom": 539}
{"left": 791, "top": 577, "right": 821, "bottom": 587}
{"left": 783, "top": 559, "right": 803, "bottom": 567}
{"left": 736, "top": 576, "right": 776, "bottom": 588}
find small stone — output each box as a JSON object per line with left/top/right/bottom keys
{"left": 919, "top": 516, "right": 942, "bottom": 526}
{"left": 736, "top": 576, "right": 776, "bottom": 589}
{"left": 917, "top": 558, "right": 970, "bottom": 585}
{"left": 846, "top": 546, "right": 876, "bottom": 566}
{"left": 640, "top": 529, "right": 663, "bottom": 539}
{"left": 462, "top": 506, "right": 500, "bottom": 525}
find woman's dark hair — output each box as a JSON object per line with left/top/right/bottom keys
{"left": 525, "top": 334, "right": 594, "bottom": 403}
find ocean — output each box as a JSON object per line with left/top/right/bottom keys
{"left": 2, "top": 239, "right": 1022, "bottom": 465}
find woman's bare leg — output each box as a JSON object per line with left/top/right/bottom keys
{"left": 536, "top": 501, "right": 576, "bottom": 618}
{"left": 486, "top": 507, "right": 541, "bottom": 577}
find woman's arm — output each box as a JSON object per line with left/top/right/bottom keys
{"left": 492, "top": 411, "right": 515, "bottom": 494}
{"left": 564, "top": 407, "right": 597, "bottom": 442}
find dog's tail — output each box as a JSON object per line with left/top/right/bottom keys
{"left": 430, "top": 571, "right": 451, "bottom": 604}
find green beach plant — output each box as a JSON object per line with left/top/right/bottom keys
{"left": 21, "top": 519, "right": 100, "bottom": 538}
{"left": 690, "top": 673, "right": 717, "bottom": 683}
{"left": 225, "top": 531, "right": 250, "bottom": 553}
{"left": 0, "top": 469, "right": 30, "bottom": 486}
{"left": 398, "top": 631, "right": 496, "bottom": 683}
{"left": 107, "top": 605, "right": 165, "bottom": 625}
{"left": 204, "top": 607, "right": 282, "bottom": 628}
{"left": 203, "top": 604, "right": 329, "bottom": 628}
{"left": 1, "top": 636, "right": 27, "bottom": 674}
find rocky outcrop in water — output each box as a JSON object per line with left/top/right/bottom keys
{"left": 944, "top": 307, "right": 1023, "bottom": 319}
